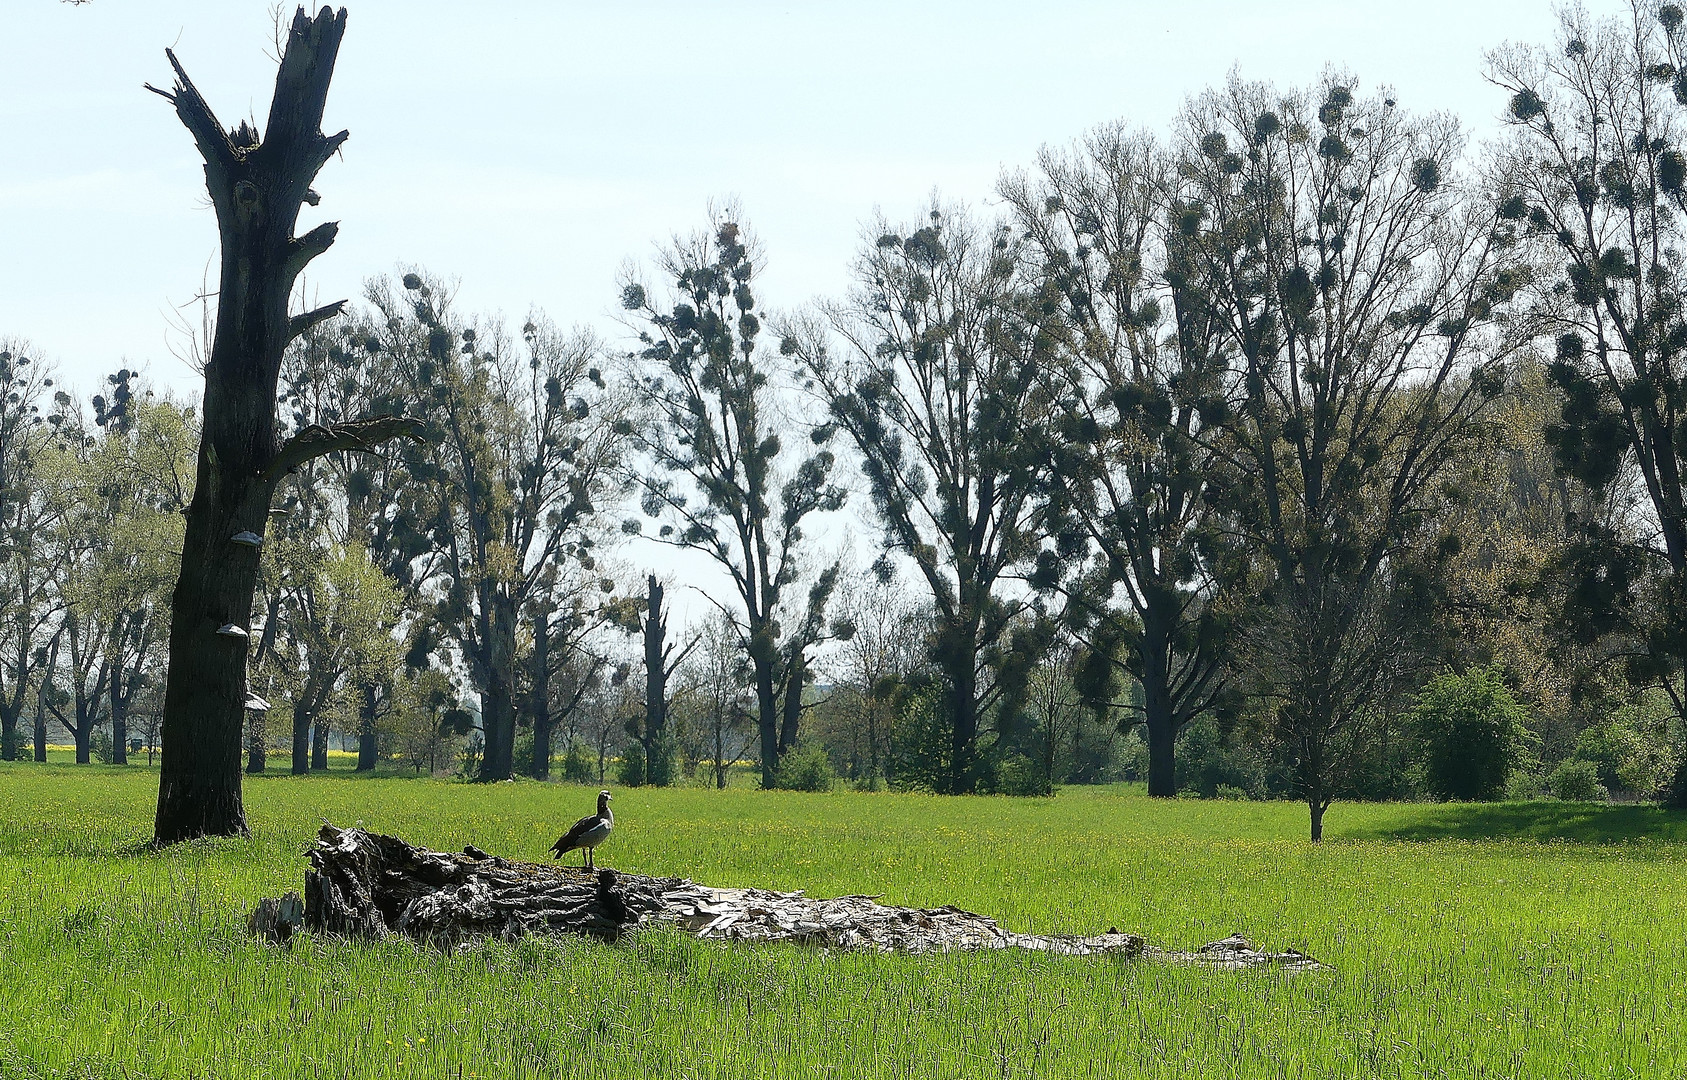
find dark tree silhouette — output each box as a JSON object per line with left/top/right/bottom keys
{"left": 147, "top": 7, "right": 417, "bottom": 843}
{"left": 620, "top": 215, "right": 847, "bottom": 787}
{"left": 1003, "top": 126, "right": 1243, "bottom": 797}
{"left": 1489, "top": 2, "right": 1687, "bottom": 804}
{"left": 792, "top": 204, "right": 1063, "bottom": 794}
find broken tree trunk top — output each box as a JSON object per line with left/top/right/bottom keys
{"left": 289, "top": 824, "right": 1325, "bottom": 971}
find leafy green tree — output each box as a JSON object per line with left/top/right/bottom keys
{"left": 1488, "top": 3, "right": 1687, "bottom": 803}
{"left": 1002, "top": 125, "right": 1244, "bottom": 797}
{"left": 254, "top": 539, "right": 401, "bottom": 774}
{"left": 1408, "top": 666, "right": 1532, "bottom": 800}
{"left": 1175, "top": 76, "right": 1522, "bottom": 838}
{"left": 0, "top": 343, "right": 67, "bottom": 761}
{"left": 791, "top": 203, "right": 1063, "bottom": 793}
{"left": 619, "top": 214, "right": 848, "bottom": 787}
{"left": 48, "top": 381, "right": 192, "bottom": 765}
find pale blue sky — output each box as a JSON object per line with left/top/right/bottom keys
{"left": 1, "top": 0, "right": 1565, "bottom": 396}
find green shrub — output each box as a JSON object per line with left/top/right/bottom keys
{"left": 512, "top": 730, "right": 537, "bottom": 777}
{"left": 616, "top": 743, "right": 646, "bottom": 788}
{"left": 1175, "top": 714, "right": 1271, "bottom": 799}
{"left": 1407, "top": 666, "right": 1531, "bottom": 801}
{"left": 769, "top": 741, "right": 834, "bottom": 792}
{"left": 1574, "top": 699, "right": 1676, "bottom": 798}
{"left": 1546, "top": 758, "right": 1609, "bottom": 802}
{"left": 644, "top": 733, "right": 679, "bottom": 787}
{"left": 90, "top": 728, "right": 115, "bottom": 765}
{"left": 561, "top": 742, "right": 595, "bottom": 784}
{"left": 990, "top": 754, "right": 1048, "bottom": 797}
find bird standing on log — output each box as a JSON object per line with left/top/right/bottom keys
{"left": 550, "top": 789, "right": 613, "bottom": 869}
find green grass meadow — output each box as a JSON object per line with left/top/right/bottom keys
{"left": 1, "top": 763, "right": 1683, "bottom": 1078}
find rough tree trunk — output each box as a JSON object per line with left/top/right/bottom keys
{"left": 946, "top": 633, "right": 980, "bottom": 795}
{"left": 0, "top": 702, "right": 17, "bottom": 763}
{"left": 531, "top": 613, "right": 551, "bottom": 781}
{"left": 310, "top": 717, "right": 329, "bottom": 771}
{"left": 148, "top": 8, "right": 417, "bottom": 843}
{"left": 778, "top": 641, "right": 803, "bottom": 756}
{"left": 755, "top": 655, "right": 779, "bottom": 789}
{"left": 1141, "top": 608, "right": 1177, "bottom": 797}
{"left": 291, "top": 704, "right": 312, "bottom": 776}
{"left": 355, "top": 681, "right": 378, "bottom": 772}
{"left": 475, "top": 588, "right": 518, "bottom": 782}
{"left": 642, "top": 575, "right": 666, "bottom": 778}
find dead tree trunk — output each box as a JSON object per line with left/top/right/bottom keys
{"left": 295, "top": 824, "right": 1154, "bottom": 957}
{"left": 147, "top": 7, "right": 418, "bottom": 844}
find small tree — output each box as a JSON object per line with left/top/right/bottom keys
{"left": 1408, "top": 667, "right": 1532, "bottom": 800}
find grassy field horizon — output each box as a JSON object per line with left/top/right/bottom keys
{"left": 1, "top": 762, "right": 1683, "bottom": 1077}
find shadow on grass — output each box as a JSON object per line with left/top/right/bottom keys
{"left": 1348, "top": 801, "right": 1687, "bottom": 843}
{"left": 245, "top": 767, "right": 435, "bottom": 782}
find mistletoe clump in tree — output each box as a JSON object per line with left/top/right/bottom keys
{"left": 370, "top": 274, "right": 626, "bottom": 783}
{"left": 1002, "top": 125, "right": 1245, "bottom": 797}
{"left": 1175, "top": 76, "right": 1523, "bottom": 838}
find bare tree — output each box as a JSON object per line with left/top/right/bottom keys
{"left": 146, "top": 8, "right": 418, "bottom": 842}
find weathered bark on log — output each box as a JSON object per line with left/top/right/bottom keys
{"left": 297, "top": 824, "right": 1132, "bottom": 955}
{"left": 283, "top": 826, "right": 1331, "bottom": 969}
{"left": 146, "top": 8, "right": 422, "bottom": 843}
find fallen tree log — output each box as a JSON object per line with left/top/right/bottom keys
{"left": 274, "top": 824, "right": 1324, "bottom": 970}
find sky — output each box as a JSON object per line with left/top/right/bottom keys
{"left": 1, "top": 0, "right": 1571, "bottom": 629}
{"left": 2, "top": 0, "right": 1568, "bottom": 398}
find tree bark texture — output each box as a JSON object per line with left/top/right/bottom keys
{"left": 0, "top": 703, "right": 17, "bottom": 763}
{"left": 530, "top": 613, "right": 551, "bottom": 781}
{"left": 476, "top": 591, "right": 518, "bottom": 781}
{"left": 294, "top": 824, "right": 1158, "bottom": 958}
{"left": 291, "top": 703, "right": 312, "bottom": 776}
{"left": 148, "top": 8, "right": 418, "bottom": 843}
{"left": 355, "top": 681, "right": 378, "bottom": 772}
{"left": 778, "top": 642, "right": 803, "bottom": 756}
{"left": 642, "top": 576, "right": 666, "bottom": 768}
{"left": 310, "top": 717, "right": 329, "bottom": 771}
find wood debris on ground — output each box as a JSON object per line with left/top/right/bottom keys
{"left": 258, "top": 824, "right": 1326, "bottom": 971}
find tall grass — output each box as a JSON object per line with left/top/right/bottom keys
{"left": 0, "top": 764, "right": 1681, "bottom": 1078}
